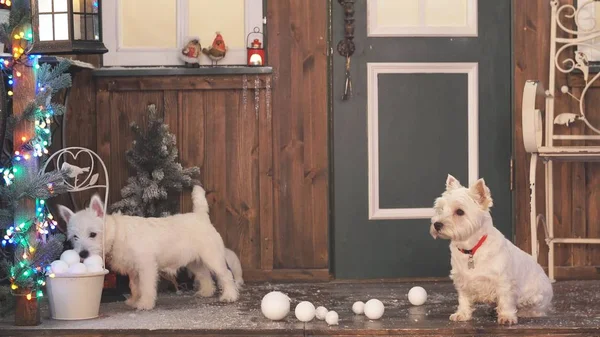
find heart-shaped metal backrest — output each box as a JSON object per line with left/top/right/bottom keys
{"left": 41, "top": 147, "right": 109, "bottom": 268}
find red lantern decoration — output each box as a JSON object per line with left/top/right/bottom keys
{"left": 247, "top": 27, "right": 265, "bottom": 66}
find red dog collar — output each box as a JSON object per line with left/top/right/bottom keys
{"left": 458, "top": 235, "right": 488, "bottom": 256}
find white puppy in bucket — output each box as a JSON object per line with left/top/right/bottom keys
{"left": 58, "top": 185, "right": 239, "bottom": 310}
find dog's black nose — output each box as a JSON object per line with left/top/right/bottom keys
{"left": 433, "top": 222, "right": 444, "bottom": 231}
{"left": 79, "top": 250, "right": 89, "bottom": 259}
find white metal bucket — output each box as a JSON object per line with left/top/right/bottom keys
{"left": 46, "top": 270, "right": 109, "bottom": 320}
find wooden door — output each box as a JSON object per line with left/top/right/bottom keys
{"left": 332, "top": 0, "right": 513, "bottom": 278}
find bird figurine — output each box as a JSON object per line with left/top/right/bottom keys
{"left": 61, "top": 162, "right": 90, "bottom": 179}
{"left": 180, "top": 38, "right": 201, "bottom": 68}
{"left": 202, "top": 32, "right": 227, "bottom": 65}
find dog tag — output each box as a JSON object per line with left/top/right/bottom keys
{"left": 468, "top": 255, "right": 475, "bottom": 269}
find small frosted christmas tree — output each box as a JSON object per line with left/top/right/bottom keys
{"left": 110, "top": 104, "right": 200, "bottom": 217}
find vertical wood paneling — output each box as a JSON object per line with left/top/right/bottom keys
{"left": 237, "top": 87, "right": 261, "bottom": 270}
{"left": 204, "top": 91, "right": 228, "bottom": 238}
{"left": 585, "top": 91, "right": 600, "bottom": 266}
{"left": 571, "top": 86, "right": 587, "bottom": 268}
{"left": 268, "top": 0, "right": 329, "bottom": 269}
{"left": 95, "top": 87, "right": 111, "bottom": 200}
{"left": 515, "top": 0, "right": 554, "bottom": 268}
{"left": 179, "top": 91, "right": 205, "bottom": 215}
{"left": 92, "top": 74, "right": 297, "bottom": 280}
{"left": 49, "top": 68, "right": 99, "bottom": 212}
{"left": 108, "top": 92, "right": 164, "bottom": 205}
{"left": 259, "top": 78, "right": 274, "bottom": 270}
{"left": 515, "top": 0, "right": 600, "bottom": 277}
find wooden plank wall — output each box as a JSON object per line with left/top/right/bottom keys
{"left": 92, "top": 75, "right": 274, "bottom": 278}
{"left": 514, "top": 0, "right": 600, "bottom": 279}
{"left": 53, "top": 1, "right": 330, "bottom": 281}
{"left": 267, "top": 0, "right": 330, "bottom": 273}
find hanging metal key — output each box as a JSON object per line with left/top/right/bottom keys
{"left": 337, "top": 0, "right": 355, "bottom": 101}
{"left": 342, "top": 55, "right": 353, "bottom": 100}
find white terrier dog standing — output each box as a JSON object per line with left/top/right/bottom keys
{"left": 430, "top": 175, "right": 552, "bottom": 325}
{"left": 58, "top": 186, "right": 239, "bottom": 310}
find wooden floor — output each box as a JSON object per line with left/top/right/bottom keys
{"left": 1, "top": 280, "right": 600, "bottom": 336}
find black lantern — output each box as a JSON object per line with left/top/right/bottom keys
{"left": 30, "top": 0, "right": 107, "bottom": 54}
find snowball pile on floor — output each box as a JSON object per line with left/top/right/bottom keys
{"left": 261, "top": 291, "right": 290, "bottom": 321}
{"left": 364, "top": 299, "right": 385, "bottom": 320}
{"left": 59, "top": 250, "right": 80, "bottom": 266}
{"left": 315, "top": 306, "right": 328, "bottom": 320}
{"left": 352, "top": 301, "right": 365, "bottom": 314}
{"left": 294, "top": 301, "right": 316, "bottom": 322}
{"left": 325, "top": 311, "right": 339, "bottom": 326}
{"left": 408, "top": 286, "right": 427, "bottom": 306}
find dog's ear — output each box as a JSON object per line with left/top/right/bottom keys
{"left": 58, "top": 205, "right": 74, "bottom": 223}
{"left": 89, "top": 194, "right": 105, "bottom": 218}
{"left": 445, "top": 174, "right": 462, "bottom": 191}
{"left": 469, "top": 178, "right": 493, "bottom": 209}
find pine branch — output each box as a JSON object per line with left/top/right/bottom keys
{"left": 29, "top": 233, "right": 65, "bottom": 267}
{"left": 0, "top": 0, "right": 31, "bottom": 47}
{"left": 0, "top": 168, "right": 70, "bottom": 228}
{"left": 37, "top": 60, "right": 73, "bottom": 94}
{"left": 48, "top": 102, "right": 66, "bottom": 116}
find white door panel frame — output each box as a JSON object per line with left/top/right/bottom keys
{"left": 367, "top": 62, "right": 479, "bottom": 220}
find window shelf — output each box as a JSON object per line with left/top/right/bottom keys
{"left": 92, "top": 66, "right": 272, "bottom": 77}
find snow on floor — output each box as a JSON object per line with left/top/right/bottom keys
{"left": 1, "top": 281, "right": 600, "bottom": 332}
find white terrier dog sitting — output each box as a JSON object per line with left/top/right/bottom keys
{"left": 430, "top": 175, "right": 552, "bottom": 325}
{"left": 58, "top": 186, "right": 239, "bottom": 310}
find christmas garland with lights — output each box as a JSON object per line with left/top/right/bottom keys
{"left": 0, "top": 1, "right": 73, "bottom": 305}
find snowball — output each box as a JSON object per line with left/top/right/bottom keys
{"left": 83, "top": 254, "right": 103, "bottom": 268}
{"left": 261, "top": 291, "right": 290, "bottom": 321}
{"left": 315, "top": 306, "right": 328, "bottom": 320}
{"left": 325, "top": 310, "right": 339, "bottom": 326}
{"left": 408, "top": 286, "right": 427, "bottom": 306}
{"left": 67, "top": 262, "right": 87, "bottom": 274}
{"left": 60, "top": 250, "right": 80, "bottom": 266}
{"left": 364, "top": 299, "right": 385, "bottom": 320}
{"left": 352, "top": 301, "right": 365, "bottom": 314}
{"left": 50, "top": 260, "right": 69, "bottom": 274}
{"left": 86, "top": 264, "right": 105, "bottom": 273}
{"left": 295, "top": 301, "right": 316, "bottom": 322}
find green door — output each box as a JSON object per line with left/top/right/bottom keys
{"left": 332, "top": 0, "right": 512, "bottom": 278}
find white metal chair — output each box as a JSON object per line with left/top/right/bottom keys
{"left": 523, "top": 0, "right": 600, "bottom": 281}
{"left": 41, "top": 147, "right": 110, "bottom": 269}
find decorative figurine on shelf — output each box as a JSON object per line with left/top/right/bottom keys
{"left": 202, "top": 32, "right": 227, "bottom": 66}
{"left": 180, "top": 37, "right": 201, "bottom": 68}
